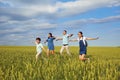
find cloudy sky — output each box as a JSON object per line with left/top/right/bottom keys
{"left": 0, "top": 0, "right": 120, "bottom": 46}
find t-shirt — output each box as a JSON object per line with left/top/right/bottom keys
{"left": 36, "top": 43, "right": 43, "bottom": 53}
{"left": 63, "top": 34, "right": 69, "bottom": 44}
{"left": 77, "top": 37, "right": 87, "bottom": 45}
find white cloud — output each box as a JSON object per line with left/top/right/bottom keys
{"left": 0, "top": 16, "right": 10, "bottom": 22}
{"left": 0, "top": 0, "right": 120, "bottom": 46}
{"left": 62, "top": 15, "right": 120, "bottom": 27}
{"left": 55, "top": 0, "right": 120, "bottom": 17}
{"left": 0, "top": 0, "right": 120, "bottom": 17}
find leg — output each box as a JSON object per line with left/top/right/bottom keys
{"left": 65, "top": 46, "right": 71, "bottom": 55}
{"left": 36, "top": 53, "right": 41, "bottom": 62}
{"left": 79, "top": 55, "right": 82, "bottom": 60}
{"left": 47, "top": 49, "right": 50, "bottom": 57}
{"left": 79, "top": 54, "right": 89, "bottom": 61}
{"left": 51, "top": 50, "right": 55, "bottom": 54}
{"left": 60, "top": 46, "right": 65, "bottom": 55}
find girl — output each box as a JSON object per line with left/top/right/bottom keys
{"left": 45, "top": 33, "right": 56, "bottom": 57}
{"left": 56, "top": 30, "right": 73, "bottom": 55}
{"left": 70, "top": 32, "right": 99, "bottom": 61}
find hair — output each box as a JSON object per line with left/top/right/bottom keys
{"left": 64, "top": 30, "right": 67, "bottom": 33}
{"left": 36, "top": 37, "right": 41, "bottom": 41}
{"left": 48, "top": 33, "right": 53, "bottom": 37}
{"left": 78, "top": 31, "right": 83, "bottom": 37}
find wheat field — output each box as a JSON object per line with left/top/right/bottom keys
{"left": 0, "top": 46, "right": 120, "bottom": 80}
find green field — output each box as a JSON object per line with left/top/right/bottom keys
{"left": 0, "top": 46, "right": 120, "bottom": 80}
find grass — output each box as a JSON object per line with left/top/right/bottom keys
{"left": 0, "top": 46, "right": 120, "bottom": 80}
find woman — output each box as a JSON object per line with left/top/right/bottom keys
{"left": 70, "top": 31, "right": 99, "bottom": 61}
{"left": 45, "top": 33, "right": 56, "bottom": 57}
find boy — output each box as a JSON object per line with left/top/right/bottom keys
{"left": 35, "top": 37, "right": 47, "bottom": 62}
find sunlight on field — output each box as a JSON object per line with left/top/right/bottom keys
{"left": 0, "top": 46, "right": 120, "bottom": 80}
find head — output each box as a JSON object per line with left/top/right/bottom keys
{"left": 63, "top": 30, "right": 67, "bottom": 35}
{"left": 48, "top": 33, "right": 52, "bottom": 38}
{"left": 78, "top": 31, "right": 83, "bottom": 38}
{"left": 36, "top": 37, "right": 41, "bottom": 44}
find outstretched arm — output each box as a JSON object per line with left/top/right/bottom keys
{"left": 68, "top": 34, "right": 73, "bottom": 37}
{"left": 56, "top": 37, "right": 63, "bottom": 41}
{"left": 86, "top": 37, "right": 99, "bottom": 40}
{"left": 69, "top": 39, "right": 78, "bottom": 42}
{"left": 44, "top": 39, "right": 48, "bottom": 44}
{"left": 52, "top": 36, "right": 56, "bottom": 40}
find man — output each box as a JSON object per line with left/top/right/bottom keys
{"left": 56, "top": 30, "right": 73, "bottom": 55}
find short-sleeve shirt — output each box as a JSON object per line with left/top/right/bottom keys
{"left": 63, "top": 34, "right": 69, "bottom": 44}
{"left": 77, "top": 37, "right": 87, "bottom": 45}
{"left": 46, "top": 37, "right": 55, "bottom": 50}
{"left": 36, "top": 43, "right": 43, "bottom": 53}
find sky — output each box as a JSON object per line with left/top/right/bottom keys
{"left": 0, "top": 0, "right": 120, "bottom": 46}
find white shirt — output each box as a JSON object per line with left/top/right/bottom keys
{"left": 63, "top": 34, "right": 69, "bottom": 44}
{"left": 36, "top": 43, "right": 43, "bottom": 53}
{"left": 77, "top": 37, "right": 87, "bottom": 45}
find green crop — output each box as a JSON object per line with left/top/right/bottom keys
{"left": 0, "top": 46, "right": 120, "bottom": 80}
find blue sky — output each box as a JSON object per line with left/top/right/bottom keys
{"left": 0, "top": 0, "right": 120, "bottom": 46}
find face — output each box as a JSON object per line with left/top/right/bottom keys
{"left": 63, "top": 31, "right": 66, "bottom": 35}
{"left": 36, "top": 40, "right": 40, "bottom": 44}
{"left": 48, "top": 34, "right": 51, "bottom": 37}
{"left": 78, "top": 33, "right": 82, "bottom": 37}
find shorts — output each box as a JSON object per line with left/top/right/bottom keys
{"left": 37, "top": 51, "right": 42, "bottom": 54}
{"left": 63, "top": 44, "right": 68, "bottom": 46}
{"left": 79, "top": 48, "right": 87, "bottom": 55}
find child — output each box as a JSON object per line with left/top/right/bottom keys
{"left": 56, "top": 30, "right": 73, "bottom": 55}
{"left": 70, "top": 31, "right": 99, "bottom": 61}
{"left": 45, "top": 33, "right": 56, "bottom": 57}
{"left": 35, "top": 37, "right": 47, "bottom": 62}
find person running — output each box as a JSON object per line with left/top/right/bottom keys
{"left": 70, "top": 31, "right": 99, "bottom": 61}
{"left": 45, "top": 33, "right": 56, "bottom": 57}
{"left": 56, "top": 30, "right": 73, "bottom": 55}
{"left": 35, "top": 37, "right": 47, "bottom": 62}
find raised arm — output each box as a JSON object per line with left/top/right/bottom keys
{"left": 35, "top": 41, "right": 38, "bottom": 45}
{"left": 86, "top": 37, "right": 99, "bottom": 40}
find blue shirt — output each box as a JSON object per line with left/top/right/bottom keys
{"left": 46, "top": 37, "right": 55, "bottom": 47}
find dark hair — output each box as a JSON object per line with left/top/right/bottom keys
{"left": 78, "top": 31, "right": 83, "bottom": 37}
{"left": 79, "top": 31, "right": 83, "bottom": 34}
{"left": 64, "top": 30, "right": 67, "bottom": 33}
{"left": 36, "top": 37, "right": 41, "bottom": 41}
{"left": 49, "top": 33, "right": 53, "bottom": 37}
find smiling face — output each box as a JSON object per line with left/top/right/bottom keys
{"left": 36, "top": 38, "right": 41, "bottom": 44}
{"left": 36, "top": 39, "right": 40, "bottom": 44}
{"left": 78, "top": 32, "right": 83, "bottom": 38}
{"left": 63, "top": 30, "right": 67, "bottom": 35}
{"left": 48, "top": 33, "right": 52, "bottom": 38}
{"left": 48, "top": 34, "right": 51, "bottom": 37}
